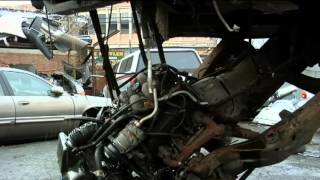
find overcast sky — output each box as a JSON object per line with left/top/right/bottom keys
{"left": 0, "top": 1, "right": 31, "bottom": 6}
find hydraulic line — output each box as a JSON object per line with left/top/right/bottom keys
{"left": 135, "top": 88, "right": 158, "bottom": 127}
{"left": 158, "top": 90, "right": 208, "bottom": 105}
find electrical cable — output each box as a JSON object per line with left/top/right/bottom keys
{"left": 106, "top": 5, "right": 113, "bottom": 45}
{"left": 89, "top": 9, "right": 120, "bottom": 99}
{"left": 212, "top": 0, "right": 239, "bottom": 32}
{"left": 171, "top": 95, "right": 187, "bottom": 133}
{"left": 131, "top": 0, "right": 148, "bottom": 66}
{"left": 118, "top": 68, "right": 146, "bottom": 89}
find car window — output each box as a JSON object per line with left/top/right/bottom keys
{"left": 0, "top": 83, "right": 4, "bottom": 96}
{"left": 137, "top": 51, "right": 201, "bottom": 71}
{"left": 118, "top": 56, "right": 134, "bottom": 73}
{"left": 4, "top": 71, "right": 52, "bottom": 96}
{"left": 113, "top": 62, "right": 119, "bottom": 72}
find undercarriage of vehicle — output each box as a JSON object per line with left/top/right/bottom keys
{"left": 32, "top": 0, "right": 320, "bottom": 179}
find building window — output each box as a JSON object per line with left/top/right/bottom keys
{"left": 120, "top": 13, "right": 129, "bottom": 34}
{"left": 98, "top": 14, "right": 107, "bottom": 35}
{"left": 107, "top": 15, "right": 118, "bottom": 34}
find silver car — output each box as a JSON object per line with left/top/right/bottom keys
{"left": 0, "top": 67, "right": 111, "bottom": 143}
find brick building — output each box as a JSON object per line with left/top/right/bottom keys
{"left": 0, "top": 48, "right": 80, "bottom": 75}
{"left": 83, "top": 2, "right": 217, "bottom": 64}
{"left": 0, "top": 3, "right": 81, "bottom": 75}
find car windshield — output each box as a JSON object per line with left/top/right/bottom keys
{"left": 118, "top": 56, "right": 134, "bottom": 73}
{"left": 137, "top": 51, "right": 201, "bottom": 72}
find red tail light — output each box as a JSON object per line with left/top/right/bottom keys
{"left": 301, "top": 90, "right": 308, "bottom": 99}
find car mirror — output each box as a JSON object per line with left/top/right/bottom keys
{"left": 49, "top": 86, "right": 64, "bottom": 97}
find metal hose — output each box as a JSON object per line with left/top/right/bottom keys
{"left": 136, "top": 88, "right": 158, "bottom": 127}
{"left": 158, "top": 90, "right": 208, "bottom": 105}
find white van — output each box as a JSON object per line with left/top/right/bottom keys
{"left": 104, "top": 48, "right": 203, "bottom": 97}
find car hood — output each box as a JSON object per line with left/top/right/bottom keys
{"left": 72, "top": 95, "right": 112, "bottom": 116}
{"left": 84, "top": 95, "right": 112, "bottom": 107}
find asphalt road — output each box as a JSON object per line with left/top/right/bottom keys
{"left": 0, "top": 140, "right": 60, "bottom": 180}
{"left": 247, "top": 154, "right": 320, "bottom": 180}
{"left": 0, "top": 135, "right": 319, "bottom": 180}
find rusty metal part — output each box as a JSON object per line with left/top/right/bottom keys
{"left": 159, "top": 111, "right": 225, "bottom": 168}
{"left": 192, "top": 34, "right": 300, "bottom": 124}
{"left": 188, "top": 91, "right": 320, "bottom": 179}
{"left": 179, "top": 112, "right": 225, "bottom": 160}
{"left": 229, "top": 126, "right": 259, "bottom": 140}
{"left": 192, "top": 39, "right": 253, "bottom": 79}
{"left": 136, "top": 88, "right": 158, "bottom": 127}
{"left": 158, "top": 146, "right": 181, "bottom": 167}
{"left": 143, "top": 100, "right": 154, "bottom": 109}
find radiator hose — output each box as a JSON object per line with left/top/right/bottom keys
{"left": 68, "top": 122, "right": 99, "bottom": 147}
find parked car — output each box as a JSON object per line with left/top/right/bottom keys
{"left": 0, "top": 67, "right": 111, "bottom": 143}
{"left": 7, "top": 65, "right": 85, "bottom": 95}
{"left": 50, "top": 71, "right": 85, "bottom": 95}
{"left": 253, "top": 83, "right": 314, "bottom": 125}
{"left": 103, "top": 48, "right": 203, "bottom": 97}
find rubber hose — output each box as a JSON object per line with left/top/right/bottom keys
{"left": 68, "top": 122, "right": 99, "bottom": 147}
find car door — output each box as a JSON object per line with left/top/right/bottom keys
{"left": 0, "top": 73, "right": 16, "bottom": 141}
{"left": 2, "top": 70, "right": 75, "bottom": 141}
